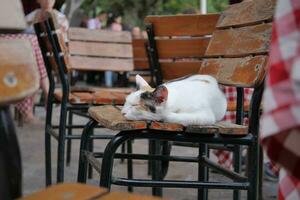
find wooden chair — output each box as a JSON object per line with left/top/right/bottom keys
{"left": 129, "top": 38, "right": 153, "bottom": 85}
{"left": 34, "top": 17, "right": 135, "bottom": 186}
{"left": 77, "top": 0, "right": 275, "bottom": 199}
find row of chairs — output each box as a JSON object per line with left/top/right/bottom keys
{"left": 34, "top": 0, "right": 275, "bottom": 199}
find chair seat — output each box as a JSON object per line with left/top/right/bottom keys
{"left": 21, "top": 183, "right": 107, "bottom": 200}
{"left": 54, "top": 88, "right": 132, "bottom": 105}
{"left": 88, "top": 105, "right": 248, "bottom": 135}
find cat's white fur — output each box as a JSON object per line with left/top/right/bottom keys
{"left": 122, "top": 75, "right": 227, "bottom": 126}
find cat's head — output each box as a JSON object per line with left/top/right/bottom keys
{"left": 122, "top": 75, "right": 168, "bottom": 121}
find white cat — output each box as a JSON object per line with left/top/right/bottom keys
{"left": 122, "top": 74, "right": 227, "bottom": 126}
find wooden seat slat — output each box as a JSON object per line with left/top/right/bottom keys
{"left": 90, "top": 105, "right": 248, "bottom": 135}
{"left": 145, "top": 14, "right": 220, "bottom": 37}
{"left": 21, "top": 183, "right": 108, "bottom": 200}
{"left": 161, "top": 61, "right": 202, "bottom": 81}
{"left": 133, "top": 60, "right": 149, "bottom": 70}
{"left": 69, "top": 41, "right": 133, "bottom": 58}
{"left": 88, "top": 106, "right": 147, "bottom": 130}
{"left": 217, "top": 0, "right": 275, "bottom": 28}
{"left": 69, "top": 27, "right": 132, "bottom": 43}
{"left": 206, "top": 23, "right": 272, "bottom": 57}
{"left": 156, "top": 37, "right": 210, "bottom": 59}
{"left": 198, "top": 56, "right": 267, "bottom": 88}
{"left": 0, "top": 39, "right": 39, "bottom": 105}
{"left": 69, "top": 56, "right": 134, "bottom": 72}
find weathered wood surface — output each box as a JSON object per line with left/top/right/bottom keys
{"left": 69, "top": 27, "right": 132, "bottom": 43}
{"left": 69, "top": 56, "right": 134, "bottom": 72}
{"left": 21, "top": 183, "right": 108, "bottom": 200}
{"left": 161, "top": 61, "right": 202, "bottom": 81}
{"left": 132, "top": 38, "right": 149, "bottom": 70}
{"left": 89, "top": 106, "right": 147, "bottom": 130}
{"left": 206, "top": 23, "right": 272, "bottom": 57}
{"left": 69, "top": 41, "right": 133, "bottom": 58}
{"left": 156, "top": 37, "right": 210, "bottom": 59}
{"left": 54, "top": 89, "right": 128, "bottom": 104}
{"left": 0, "top": 39, "right": 39, "bottom": 105}
{"left": 89, "top": 105, "right": 248, "bottom": 135}
{"left": 145, "top": 14, "right": 219, "bottom": 37}
{"left": 227, "top": 101, "right": 250, "bottom": 112}
{"left": 186, "top": 121, "right": 248, "bottom": 135}
{"left": 0, "top": 0, "right": 26, "bottom": 32}
{"left": 198, "top": 56, "right": 267, "bottom": 88}
{"left": 98, "top": 192, "right": 165, "bottom": 200}
{"left": 217, "top": 0, "right": 276, "bottom": 28}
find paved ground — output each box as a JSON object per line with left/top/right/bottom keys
{"left": 15, "top": 106, "right": 278, "bottom": 199}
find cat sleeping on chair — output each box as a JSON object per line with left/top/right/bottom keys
{"left": 122, "top": 75, "right": 227, "bottom": 126}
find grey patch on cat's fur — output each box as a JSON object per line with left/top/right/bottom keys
{"left": 140, "top": 91, "right": 157, "bottom": 113}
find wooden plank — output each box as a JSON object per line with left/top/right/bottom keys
{"left": 150, "top": 121, "right": 184, "bottom": 131}
{"left": 0, "top": 39, "right": 39, "bottom": 105}
{"left": 98, "top": 192, "right": 165, "bottom": 200}
{"left": 93, "top": 91, "right": 127, "bottom": 105}
{"left": 132, "top": 38, "right": 147, "bottom": 47}
{"left": 134, "top": 59, "right": 149, "bottom": 70}
{"left": 160, "top": 61, "right": 202, "bottom": 81}
{"left": 217, "top": 0, "right": 276, "bottom": 28}
{"left": 198, "top": 56, "right": 267, "bottom": 88}
{"left": 227, "top": 101, "right": 250, "bottom": 112}
{"left": 156, "top": 37, "right": 210, "bottom": 59}
{"left": 88, "top": 105, "right": 147, "bottom": 130}
{"left": 69, "top": 41, "right": 133, "bottom": 58}
{"left": 69, "top": 56, "right": 134, "bottom": 72}
{"left": 215, "top": 121, "right": 248, "bottom": 135}
{"left": 133, "top": 47, "right": 148, "bottom": 58}
{"left": 186, "top": 121, "right": 248, "bottom": 135}
{"left": 0, "top": 0, "right": 26, "bottom": 32}
{"left": 206, "top": 23, "right": 272, "bottom": 57}
{"left": 21, "top": 183, "right": 108, "bottom": 200}
{"left": 145, "top": 14, "right": 219, "bottom": 37}
{"left": 69, "top": 27, "right": 132, "bottom": 43}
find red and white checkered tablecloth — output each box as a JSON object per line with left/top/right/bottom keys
{"left": 260, "top": 0, "right": 300, "bottom": 199}
{"left": 215, "top": 86, "right": 252, "bottom": 169}
{"left": 0, "top": 34, "right": 47, "bottom": 116}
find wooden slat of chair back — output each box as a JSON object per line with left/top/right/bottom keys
{"left": 199, "top": 0, "right": 276, "bottom": 88}
{"left": 132, "top": 38, "right": 149, "bottom": 70}
{"left": 68, "top": 27, "right": 134, "bottom": 72}
{"left": 145, "top": 14, "right": 219, "bottom": 82}
{"left": 0, "top": 39, "right": 39, "bottom": 105}
{"left": 145, "top": 14, "right": 220, "bottom": 37}
{"left": 217, "top": 0, "right": 275, "bottom": 29}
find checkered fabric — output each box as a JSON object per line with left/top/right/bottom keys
{"left": 214, "top": 86, "right": 253, "bottom": 169}
{"left": 0, "top": 34, "right": 47, "bottom": 117}
{"left": 260, "top": 0, "right": 300, "bottom": 199}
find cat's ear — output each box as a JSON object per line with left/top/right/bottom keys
{"left": 136, "top": 74, "right": 150, "bottom": 89}
{"left": 153, "top": 85, "right": 168, "bottom": 104}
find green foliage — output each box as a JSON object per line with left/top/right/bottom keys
{"left": 80, "top": 0, "right": 228, "bottom": 29}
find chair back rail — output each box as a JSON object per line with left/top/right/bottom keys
{"left": 68, "top": 27, "right": 134, "bottom": 72}
{"left": 145, "top": 14, "right": 219, "bottom": 83}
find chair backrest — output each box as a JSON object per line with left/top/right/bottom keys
{"left": 0, "top": 39, "right": 39, "bottom": 106}
{"left": 144, "top": 14, "right": 220, "bottom": 84}
{"left": 198, "top": 0, "right": 275, "bottom": 88}
{"left": 132, "top": 38, "right": 149, "bottom": 71}
{"left": 68, "top": 27, "right": 134, "bottom": 72}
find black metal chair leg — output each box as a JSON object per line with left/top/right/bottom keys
{"left": 127, "top": 140, "right": 133, "bottom": 192}
{"left": 247, "top": 140, "right": 259, "bottom": 200}
{"left": 233, "top": 145, "right": 242, "bottom": 200}
{"left": 56, "top": 103, "right": 67, "bottom": 183}
{"left": 100, "top": 132, "right": 132, "bottom": 190}
{"left": 77, "top": 119, "right": 98, "bottom": 183}
{"left": 121, "top": 143, "right": 125, "bottom": 163}
{"left": 66, "top": 110, "right": 73, "bottom": 166}
{"left": 198, "top": 143, "right": 208, "bottom": 200}
{"left": 152, "top": 140, "right": 163, "bottom": 197}
{"left": 88, "top": 128, "right": 94, "bottom": 179}
{"left": 148, "top": 140, "right": 154, "bottom": 176}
